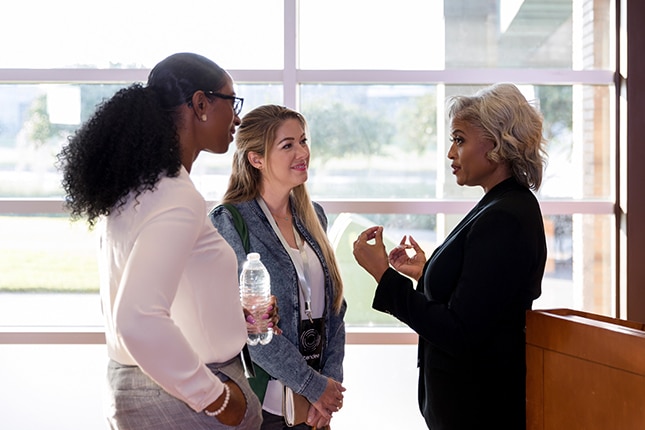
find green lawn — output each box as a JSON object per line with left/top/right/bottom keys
{"left": 0, "top": 216, "right": 99, "bottom": 292}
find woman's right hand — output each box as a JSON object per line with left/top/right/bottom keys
{"left": 207, "top": 380, "right": 247, "bottom": 426}
{"left": 388, "top": 235, "right": 426, "bottom": 281}
{"left": 243, "top": 295, "right": 283, "bottom": 336}
{"left": 353, "top": 226, "right": 390, "bottom": 282}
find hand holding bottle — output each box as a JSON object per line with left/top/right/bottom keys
{"left": 239, "top": 252, "right": 275, "bottom": 345}
{"left": 243, "top": 294, "right": 282, "bottom": 336}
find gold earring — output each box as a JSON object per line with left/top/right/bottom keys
{"left": 201, "top": 114, "right": 207, "bottom": 122}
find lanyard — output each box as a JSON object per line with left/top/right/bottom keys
{"left": 256, "top": 197, "right": 313, "bottom": 322}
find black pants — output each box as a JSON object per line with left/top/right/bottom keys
{"left": 421, "top": 366, "right": 525, "bottom": 429}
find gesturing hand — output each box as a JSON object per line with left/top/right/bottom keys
{"left": 352, "top": 226, "right": 390, "bottom": 283}
{"left": 388, "top": 235, "right": 426, "bottom": 281}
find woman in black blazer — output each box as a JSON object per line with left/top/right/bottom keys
{"left": 353, "top": 83, "right": 547, "bottom": 430}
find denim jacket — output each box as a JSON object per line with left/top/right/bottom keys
{"left": 209, "top": 198, "right": 346, "bottom": 403}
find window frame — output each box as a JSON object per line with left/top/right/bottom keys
{"left": 1, "top": 0, "right": 636, "bottom": 346}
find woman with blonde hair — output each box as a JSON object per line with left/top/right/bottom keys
{"left": 210, "top": 105, "right": 346, "bottom": 430}
{"left": 354, "top": 83, "right": 548, "bottom": 429}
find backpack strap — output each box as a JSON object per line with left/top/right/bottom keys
{"left": 220, "top": 203, "right": 250, "bottom": 254}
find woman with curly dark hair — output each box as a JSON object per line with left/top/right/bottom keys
{"left": 57, "top": 53, "right": 269, "bottom": 429}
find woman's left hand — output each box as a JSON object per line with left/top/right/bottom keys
{"left": 306, "top": 405, "right": 331, "bottom": 429}
{"left": 388, "top": 235, "right": 426, "bottom": 281}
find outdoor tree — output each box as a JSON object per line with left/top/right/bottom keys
{"left": 303, "top": 101, "right": 394, "bottom": 166}
{"left": 536, "top": 85, "right": 573, "bottom": 138}
{"left": 396, "top": 91, "right": 437, "bottom": 154}
{"left": 25, "top": 95, "right": 65, "bottom": 147}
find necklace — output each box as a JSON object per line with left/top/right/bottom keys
{"left": 271, "top": 213, "right": 291, "bottom": 221}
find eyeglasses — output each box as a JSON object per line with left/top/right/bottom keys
{"left": 204, "top": 91, "right": 244, "bottom": 116}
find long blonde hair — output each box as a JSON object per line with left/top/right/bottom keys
{"left": 223, "top": 105, "right": 344, "bottom": 313}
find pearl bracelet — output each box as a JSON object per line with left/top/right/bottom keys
{"left": 204, "top": 384, "right": 231, "bottom": 417}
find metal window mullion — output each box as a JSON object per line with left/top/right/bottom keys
{"left": 0, "top": 69, "right": 614, "bottom": 86}
{"left": 0, "top": 198, "right": 616, "bottom": 215}
{"left": 282, "top": 0, "right": 298, "bottom": 108}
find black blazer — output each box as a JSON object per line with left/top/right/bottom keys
{"left": 373, "top": 177, "right": 546, "bottom": 429}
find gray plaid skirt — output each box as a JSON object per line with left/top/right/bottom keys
{"left": 106, "top": 355, "right": 262, "bottom": 429}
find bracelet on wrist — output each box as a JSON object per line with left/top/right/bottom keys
{"left": 204, "top": 384, "right": 231, "bottom": 417}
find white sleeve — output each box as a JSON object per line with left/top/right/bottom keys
{"left": 113, "top": 194, "right": 224, "bottom": 412}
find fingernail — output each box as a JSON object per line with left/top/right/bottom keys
{"left": 246, "top": 315, "right": 256, "bottom": 324}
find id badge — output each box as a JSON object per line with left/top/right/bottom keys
{"left": 299, "top": 317, "right": 324, "bottom": 371}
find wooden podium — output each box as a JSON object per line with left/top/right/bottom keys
{"left": 526, "top": 309, "right": 645, "bottom": 430}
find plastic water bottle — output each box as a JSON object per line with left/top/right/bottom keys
{"left": 239, "top": 252, "right": 273, "bottom": 345}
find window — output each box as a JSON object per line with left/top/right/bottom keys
{"left": 1, "top": 0, "right": 616, "bottom": 326}
{"left": 0, "top": 0, "right": 284, "bottom": 69}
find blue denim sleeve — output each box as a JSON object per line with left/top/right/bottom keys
{"left": 312, "top": 201, "right": 346, "bottom": 384}
{"left": 321, "top": 298, "right": 346, "bottom": 383}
